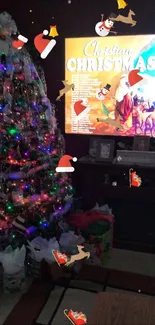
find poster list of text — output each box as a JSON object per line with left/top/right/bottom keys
{"left": 71, "top": 74, "right": 100, "bottom": 133}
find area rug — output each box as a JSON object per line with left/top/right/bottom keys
{"left": 2, "top": 265, "right": 155, "bottom": 325}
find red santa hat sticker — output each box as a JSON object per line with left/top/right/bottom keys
{"left": 74, "top": 99, "right": 91, "bottom": 120}
{"left": 56, "top": 155, "right": 77, "bottom": 173}
{"left": 128, "top": 69, "right": 143, "bottom": 87}
{"left": 34, "top": 27, "right": 58, "bottom": 59}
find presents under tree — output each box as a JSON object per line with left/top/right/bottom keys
{"left": 67, "top": 205, "right": 114, "bottom": 267}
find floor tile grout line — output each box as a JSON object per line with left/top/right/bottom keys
{"left": 106, "top": 284, "right": 155, "bottom": 297}
{"left": 68, "top": 285, "right": 99, "bottom": 293}
{"left": 103, "top": 271, "right": 110, "bottom": 291}
{"left": 32, "top": 282, "right": 55, "bottom": 325}
{"left": 47, "top": 287, "right": 68, "bottom": 325}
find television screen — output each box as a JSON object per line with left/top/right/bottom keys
{"left": 65, "top": 35, "right": 155, "bottom": 137}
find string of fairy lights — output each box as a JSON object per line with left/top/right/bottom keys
{"left": 0, "top": 43, "right": 74, "bottom": 242}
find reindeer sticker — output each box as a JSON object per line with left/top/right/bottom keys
{"left": 111, "top": 9, "right": 137, "bottom": 27}
{"left": 56, "top": 80, "right": 75, "bottom": 101}
{"left": 52, "top": 245, "right": 90, "bottom": 267}
{"left": 97, "top": 115, "right": 123, "bottom": 130}
{"left": 65, "top": 245, "right": 90, "bottom": 266}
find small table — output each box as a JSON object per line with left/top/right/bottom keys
{"left": 88, "top": 292, "right": 155, "bottom": 325}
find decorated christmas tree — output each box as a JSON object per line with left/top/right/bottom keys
{"left": 0, "top": 12, "right": 73, "bottom": 248}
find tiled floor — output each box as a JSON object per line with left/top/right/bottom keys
{"left": 1, "top": 248, "right": 155, "bottom": 325}
{"left": 50, "top": 288, "right": 96, "bottom": 325}
{"left": 105, "top": 286, "right": 155, "bottom": 298}
{"left": 106, "top": 248, "right": 155, "bottom": 276}
{"left": 0, "top": 277, "right": 32, "bottom": 325}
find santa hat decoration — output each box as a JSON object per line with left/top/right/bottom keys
{"left": 128, "top": 69, "right": 143, "bottom": 87}
{"left": 34, "top": 30, "right": 56, "bottom": 59}
{"left": 56, "top": 155, "right": 77, "bottom": 173}
{"left": 74, "top": 100, "right": 91, "bottom": 120}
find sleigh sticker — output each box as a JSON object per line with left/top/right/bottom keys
{"left": 52, "top": 250, "right": 68, "bottom": 266}
{"left": 52, "top": 245, "right": 90, "bottom": 267}
{"left": 64, "top": 309, "right": 87, "bottom": 325}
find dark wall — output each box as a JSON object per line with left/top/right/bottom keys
{"left": 1, "top": 0, "right": 155, "bottom": 156}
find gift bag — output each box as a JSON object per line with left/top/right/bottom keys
{"left": 27, "top": 236, "right": 60, "bottom": 278}
{"left": 83, "top": 216, "right": 114, "bottom": 267}
{"left": 3, "top": 266, "right": 26, "bottom": 293}
{"left": 59, "top": 231, "right": 85, "bottom": 273}
{"left": 27, "top": 253, "right": 42, "bottom": 278}
{"left": 1, "top": 245, "right": 26, "bottom": 293}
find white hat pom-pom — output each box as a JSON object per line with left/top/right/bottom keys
{"left": 43, "top": 30, "right": 49, "bottom": 35}
{"left": 73, "top": 157, "right": 77, "bottom": 162}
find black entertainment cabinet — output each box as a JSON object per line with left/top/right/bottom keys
{"left": 72, "top": 157, "right": 155, "bottom": 254}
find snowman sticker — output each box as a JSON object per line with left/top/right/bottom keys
{"left": 96, "top": 84, "right": 111, "bottom": 101}
{"left": 95, "top": 13, "right": 117, "bottom": 37}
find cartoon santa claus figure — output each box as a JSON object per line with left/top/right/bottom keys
{"left": 95, "top": 13, "right": 117, "bottom": 37}
{"left": 115, "top": 73, "right": 132, "bottom": 129}
{"left": 115, "top": 70, "right": 143, "bottom": 130}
